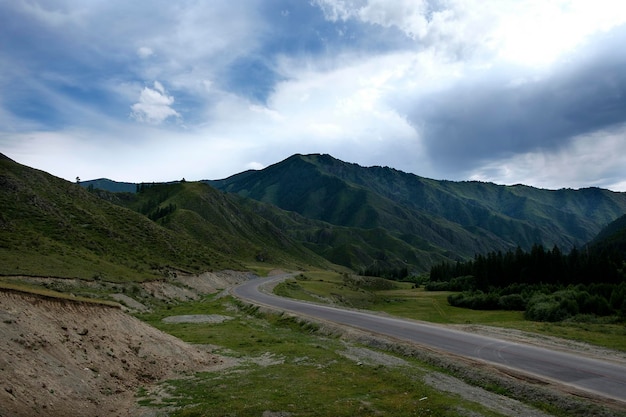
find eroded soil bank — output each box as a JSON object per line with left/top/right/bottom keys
{"left": 0, "top": 289, "right": 223, "bottom": 417}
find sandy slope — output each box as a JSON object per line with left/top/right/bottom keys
{"left": 0, "top": 290, "right": 222, "bottom": 417}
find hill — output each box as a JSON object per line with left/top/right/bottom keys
{"left": 588, "top": 213, "right": 626, "bottom": 263}
{"left": 117, "top": 180, "right": 329, "bottom": 268}
{"left": 7, "top": 151, "right": 626, "bottom": 278}
{"left": 211, "top": 153, "right": 626, "bottom": 274}
{"left": 0, "top": 154, "right": 327, "bottom": 281}
{"left": 80, "top": 178, "right": 137, "bottom": 193}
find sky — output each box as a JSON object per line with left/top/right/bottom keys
{"left": 1, "top": 0, "right": 626, "bottom": 191}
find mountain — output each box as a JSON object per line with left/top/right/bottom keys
{"left": 5, "top": 151, "right": 625, "bottom": 280}
{"left": 80, "top": 178, "right": 137, "bottom": 193}
{"left": 117, "top": 181, "right": 327, "bottom": 268}
{"left": 0, "top": 154, "right": 328, "bottom": 281}
{"left": 588, "top": 214, "right": 626, "bottom": 263}
{"left": 211, "top": 153, "right": 626, "bottom": 273}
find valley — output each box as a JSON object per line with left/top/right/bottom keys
{"left": 2, "top": 153, "right": 626, "bottom": 416}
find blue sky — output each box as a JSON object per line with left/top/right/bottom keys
{"left": 1, "top": 0, "right": 626, "bottom": 190}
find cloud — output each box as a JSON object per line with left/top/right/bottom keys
{"left": 2, "top": 1, "right": 626, "bottom": 191}
{"left": 405, "top": 25, "right": 626, "bottom": 176}
{"left": 316, "top": 0, "right": 430, "bottom": 38}
{"left": 314, "top": 0, "right": 626, "bottom": 66}
{"left": 137, "top": 46, "right": 154, "bottom": 59}
{"left": 130, "top": 82, "right": 180, "bottom": 124}
{"left": 246, "top": 161, "right": 265, "bottom": 170}
{"left": 14, "top": 1, "right": 87, "bottom": 27}
{"left": 468, "top": 124, "right": 626, "bottom": 190}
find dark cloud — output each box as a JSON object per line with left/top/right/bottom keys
{"left": 410, "top": 26, "right": 626, "bottom": 173}
{"left": 1, "top": 1, "right": 625, "bottom": 190}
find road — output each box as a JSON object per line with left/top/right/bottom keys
{"left": 232, "top": 274, "right": 626, "bottom": 404}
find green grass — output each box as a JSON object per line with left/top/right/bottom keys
{"left": 275, "top": 273, "right": 626, "bottom": 352}
{"left": 136, "top": 295, "right": 510, "bottom": 417}
{"left": 1, "top": 156, "right": 323, "bottom": 282}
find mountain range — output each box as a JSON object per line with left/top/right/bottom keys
{"left": 3, "top": 152, "right": 626, "bottom": 280}
{"left": 209, "top": 154, "right": 626, "bottom": 274}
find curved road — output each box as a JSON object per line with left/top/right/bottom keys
{"left": 233, "top": 274, "right": 626, "bottom": 404}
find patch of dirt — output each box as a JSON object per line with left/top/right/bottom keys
{"left": 262, "top": 411, "right": 292, "bottom": 417}
{"left": 141, "top": 281, "right": 198, "bottom": 302}
{"left": 338, "top": 342, "right": 410, "bottom": 367}
{"left": 0, "top": 289, "right": 225, "bottom": 417}
{"left": 110, "top": 293, "right": 150, "bottom": 312}
{"left": 178, "top": 270, "right": 255, "bottom": 294}
{"left": 162, "top": 314, "right": 233, "bottom": 324}
{"left": 423, "top": 372, "right": 553, "bottom": 417}
{"left": 7, "top": 270, "right": 254, "bottom": 312}
{"left": 246, "top": 352, "right": 285, "bottom": 367}
{"left": 137, "top": 270, "right": 255, "bottom": 306}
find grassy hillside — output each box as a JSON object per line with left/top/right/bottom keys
{"left": 212, "top": 153, "right": 626, "bottom": 273}
{"left": 117, "top": 181, "right": 331, "bottom": 269}
{"left": 1, "top": 154, "right": 332, "bottom": 282}
{"left": 588, "top": 214, "right": 626, "bottom": 262}
{"left": 238, "top": 196, "right": 450, "bottom": 275}
{"left": 81, "top": 178, "right": 137, "bottom": 193}
{"left": 0, "top": 154, "right": 237, "bottom": 281}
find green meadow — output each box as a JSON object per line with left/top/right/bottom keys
{"left": 275, "top": 271, "right": 626, "bottom": 352}
{"left": 136, "top": 294, "right": 545, "bottom": 417}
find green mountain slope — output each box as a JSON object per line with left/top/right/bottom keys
{"left": 81, "top": 178, "right": 137, "bottom": 193}
{"left": 589, "top": 214, "right": 626, "bottom": 262}
{"left": 211, "top": 153, "right": 626, "bottom": 273}
{"left": 0, "top": 155, "right": 327, "bottom": 281}
{"left": 118, "top": 181, "right": 329, "bottom": 269}
{"left": 0, "top": 155, "right": 237, "bottom": 280}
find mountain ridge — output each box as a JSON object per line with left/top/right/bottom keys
{"left": 210, "top": 153, "right": 626, "bottom": 272}
{"left": 0, "top": 154, "right": 329, "bottom": 280}
{"left": 6, "top": 152, "right": 625, "bottom": 276}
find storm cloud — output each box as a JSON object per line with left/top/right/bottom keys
{"left": 412, "top": 27, "right": 626, "bottom": 171}
{"left": 1, "top": 0, "right": 625, "bottom": 190}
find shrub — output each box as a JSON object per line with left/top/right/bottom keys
{"left": 525, "top": 291, "right": 579, "bottom": 322}
{"left": 581, "top": 294, "right": 612, "bottom": 316}
{"left": 447, "top": 291, "right": 500, "bottom": 310}
{"left": 497, "top": 294, "right": 526, "bottom": 310}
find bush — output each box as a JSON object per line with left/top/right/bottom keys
{"left": 497, "top": 294, "right": 526, "bottom": 310}
{"left": 524, "top": 294, "right": 567, "bottom": 322}
{"left": 425, "top": 275, "right": 475, "bottom": 292}
{"left": 447, "top": 291, "right": 500, "bottom": 310}
{"left": 425, "top": 281, "right": 452, "bottom": 291}
{"left": 524, "top": 291, "right": 580, "bottom": 322}
{"left": 581, "top": 294, "right": 612, "bottom": 316}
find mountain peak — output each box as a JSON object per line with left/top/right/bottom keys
{"left": 211, "top": 153, "right": 626, "bottom": 272}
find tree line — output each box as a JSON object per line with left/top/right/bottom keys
{"left": 136, "top": 183, "right": 177, "bottom": 222}
{"left": 427, "top": 244, "right": 626, "bottom": 321}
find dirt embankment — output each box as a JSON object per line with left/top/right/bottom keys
{"left": 0, "top": 289, "right": 223, "bottom": 417}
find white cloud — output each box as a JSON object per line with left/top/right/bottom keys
{"left": 315, "top": 0, "right": 626, "bottom": 67}
{"left": 137, "top": 46, "right": 154, "bottom": 59}
{"left": 196, "top": 51, "right": 429, "bottom": 174}
{"left": 246, "top": 161, "right": 265, "bottom": 170}
{"left": 467, "top": 124, "right": 626, "bottom": 190}
{"left": 130, "top": 81, "right": 180, "bottom": 124}
{"left": 3, "top": 1, "right": 626, "bottom": 191}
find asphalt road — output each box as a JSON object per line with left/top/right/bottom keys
{"left": 232, "top": 274, "right": 626, "bottom": 404}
